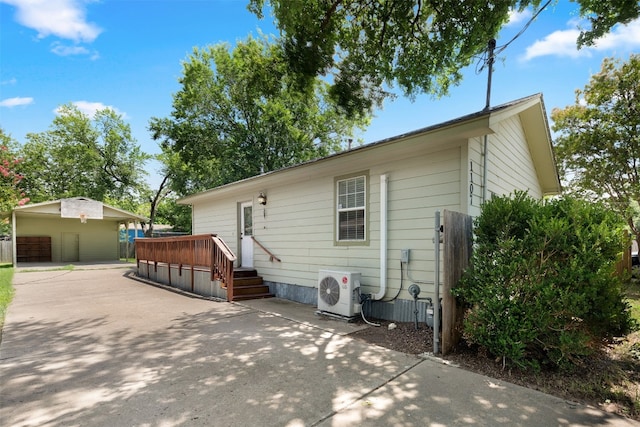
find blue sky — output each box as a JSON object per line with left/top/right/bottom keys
{"left": 1, "top": 0, "right": 639, "bottom": 189}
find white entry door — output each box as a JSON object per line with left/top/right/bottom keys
{"left": 240, "top": 201, "right": 253, "bottom": 267}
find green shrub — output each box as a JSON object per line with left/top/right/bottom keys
{"left": 454, "top": 192, "right": 635, "bottom": 371}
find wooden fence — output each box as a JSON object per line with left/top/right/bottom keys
{"left": 135, "top": 234, "right": 236, "bottom": 299}
{"left": 441, "top": 210, "right": 474, "bottom": 356}
{"left": 617, "top": 245, "right": 632, "bottom": 277}
{"left": 120, "top": 242, "right": 136, "bottom": 259}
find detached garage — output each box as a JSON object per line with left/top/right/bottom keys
{"left": 6, "top": 197, "right": 147, "bottom": 266}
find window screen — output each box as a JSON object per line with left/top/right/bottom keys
{"left": 337, "top": 175, "right": 366, "bottom": 241}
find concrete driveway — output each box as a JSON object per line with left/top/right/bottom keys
{"left": 1, "top": 266, "right": 637, "bottom": 427}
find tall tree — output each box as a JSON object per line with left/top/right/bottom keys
{"left": 249, "top": 0, "right": 640, "bottom": 117}
{"left": 150, "top": 35, "right": 368, "bottom": 190}
{"left": 149, "top": 118, "right": 224, "bottom": 196}
{"left": 18, "top": 104, "right": 151, "bottom": 206}
{"left": 154, "top": 197, "right": 192, "bottom": 234}
{"left": 135, "top": 151, "right": 192, "bottom": 237}
{"left": 0, "top": 129, "right": 29, "bottom": 213}
{"left": 145, "top": 122, "right": 221, "bottom": 235}
{"left": 552, "top": 55, "right": 640, "bottom": 250}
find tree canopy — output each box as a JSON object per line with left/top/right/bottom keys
{"left": 150, "top": 35, "right": 368, "bottom": 193}
{"left": 18, "top": 105, "right": 150, "bottom": 206}
{"left": 249, "top": 0, "right": 640, "bottom": 117}
{"left": 552, "top": 55, "right": 640, "bottom": 247}
{"left": 0, "top": 129, "right": 28, "bottom": 213}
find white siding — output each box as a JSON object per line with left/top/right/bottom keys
{"left": 190, "top": 142, "right": 462, "bottom": 301}
{"left": 486, "top": 116, "right": 543, "bottom": 198}
{"left": 193, "top": 198, "right": 238, "bottom": 252}
{"left": 183, "top": 96, "right": 557, "bottom": 318}
{"left": 465, "top": 115, "right": 544, "bottom": 218}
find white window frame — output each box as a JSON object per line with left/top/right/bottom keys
{"left": 335, "top": 172, "right": 368, "bottom": 245}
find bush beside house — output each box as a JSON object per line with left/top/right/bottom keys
{"left": 454, "top": 192, "right": 636, "bottom": 371}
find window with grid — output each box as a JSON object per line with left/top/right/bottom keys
{"left": 337, "top": 175, "right": 366, "bottom": 241}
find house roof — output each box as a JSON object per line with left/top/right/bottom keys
{"left": 179, "top": 93, "right": 561, "bottom": 204}
{"left": 5, "top": 197, "right": 148, "bottom": 222}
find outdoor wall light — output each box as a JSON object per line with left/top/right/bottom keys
{"left": 257, "top": 192, "right": 267, "bottom": 205}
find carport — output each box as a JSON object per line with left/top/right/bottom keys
{"left": 4, "top": 197, "right": 147, "bottom": 266}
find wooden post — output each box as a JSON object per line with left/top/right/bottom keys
{"left": 441, "top": 210, "right": 473, "bottom": 355}
{"left": 190, "top": 239, "right": 195, "bottom": 293}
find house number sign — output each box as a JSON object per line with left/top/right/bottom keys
{"left": 470, "top": 161, "right": 475, "bottom": 206}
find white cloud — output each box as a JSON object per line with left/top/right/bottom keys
{"left": 523, "top": 27, "right": 585, "bottom": 60}
{"left": 1, "top": 78, "right": 18, "bottom": 85}
{"left": 56, "top": 101, "right": 127, "bottom": 119}
{"left": 1, "top": 0, "right": 102, "bottom": 43}
{"left": 0, "top": 97, "right": 34, "bottom": 107}
{"left": 506, "top": 8, "right": 532, "bottom": 27}
{"left": 523, "top": 18, "right": 640, "bottom": 60}
{"left": 589, "top": 19, "right": 640, "bottom": 50}
{"left": 51, "top": 42, "right": 90, "bottom": 56}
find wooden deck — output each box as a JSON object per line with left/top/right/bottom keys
{"left": 135, "top": 234, "right": 273, "bottom": 301}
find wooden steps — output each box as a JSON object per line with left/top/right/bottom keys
{"left": 232, "top": 268, "right": 274, "bottom": 301}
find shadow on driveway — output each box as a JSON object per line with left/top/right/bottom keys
{"left": 1, "top": 268, "right": 636, "bottom": 427}
{"left": 1, "top": 268, "right": 418, "bottom": 426}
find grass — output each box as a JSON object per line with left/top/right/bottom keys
{"left": 17, "top": 264, "right": 75, "bottom": 273}
{"left": 625, "top": 276, "right": 640, "bottom": 322}
{"left": 0, "top": 263, "right": 15, "bottom": 339}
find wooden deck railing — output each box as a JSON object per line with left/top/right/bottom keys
{"left": 135, "top": 234, "right": 236, "bottom": 298}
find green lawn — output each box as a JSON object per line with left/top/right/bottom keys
{"left": 0, "top": 264, "right": 14, "bottom": 337}
{"left": 625, "top": 278, "right": 640, "bottom": 322}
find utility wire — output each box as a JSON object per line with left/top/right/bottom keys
{"left": 476, "top": 0, "right": 553, "bottom": 73}
{"left": 495, "top": 0, "right": 553, "bottom": 55}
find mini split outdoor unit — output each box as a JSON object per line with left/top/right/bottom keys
{"left": 317, "top": 270, "right": 362, "bottom": 317}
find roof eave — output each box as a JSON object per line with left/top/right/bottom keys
{"left": 4, "top": 197, "right": 149, "bottom": 222}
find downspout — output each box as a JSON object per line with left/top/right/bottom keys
{"left": 482, "top": 135, "right": 489, "bottom": 204}
{"left": 191, "top": 204, "right": 195, "bottom": 236}
{"left": 373, "top": 174, "right": 388, "bottom": 300}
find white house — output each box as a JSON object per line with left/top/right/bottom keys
{"left": 178, "top": 94, "right": 561, "bottom": 322}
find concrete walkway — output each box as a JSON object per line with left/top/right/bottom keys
{"left": 1, "top": 266, "right": 637, "bottom": 427}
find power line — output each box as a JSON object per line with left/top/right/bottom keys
{"left": 495, "top": 0, "right": 553, "bottom": 56}
{"left": 476, "top": 0, "right": 553, "bottom": 74}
